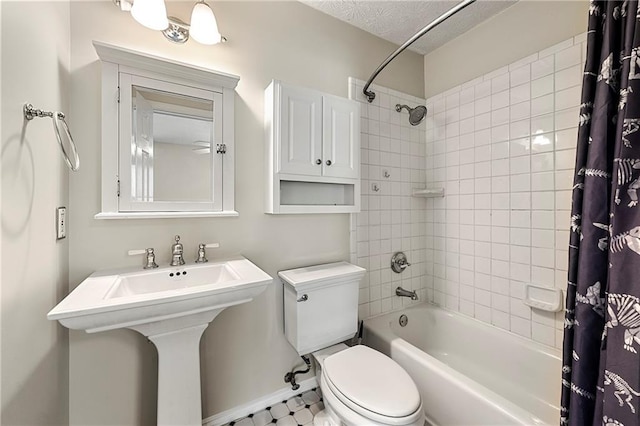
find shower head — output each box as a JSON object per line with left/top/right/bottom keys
{"left": 395, "top": 104, "right": 427, "bottom": 126}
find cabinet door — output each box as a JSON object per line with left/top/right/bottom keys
{"left": 279, "top": 85, "right": 323, "bottom": 176}
{"left": 322, "top": 96, "right": 360, "bottom": 179}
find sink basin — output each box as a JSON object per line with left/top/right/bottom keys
{"left": 48, "top": 256, "right": 271, "bottom": 333}
{"left": 105, "top": 262, "right": 241, "bottom": 299}
{"left": 48, "top": 256, "right": 272, "bottom": 426}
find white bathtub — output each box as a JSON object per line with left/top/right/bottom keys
{"left": 363, "top": 303, "right": 561, "bottom": 426}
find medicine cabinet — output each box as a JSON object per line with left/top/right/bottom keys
{"left": 94, "top": 41, "right": 240, "bottom": 219}
{"left": 264, "top": 80, "right": 361, "bottom": 214}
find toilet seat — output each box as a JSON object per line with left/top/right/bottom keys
{"left": 322, "top": 345, "right": 422, "bottom": 425}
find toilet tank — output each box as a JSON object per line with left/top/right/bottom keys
{"left": 279, "top": 262, "right": 366, "bottom": 355}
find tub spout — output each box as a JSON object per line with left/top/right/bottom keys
{"left": 396, "top": 287, "right": 418, "bottom": 300}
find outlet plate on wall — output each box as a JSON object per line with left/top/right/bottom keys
{"left": 56, "top": 207, "right": 66, "bottom": 240}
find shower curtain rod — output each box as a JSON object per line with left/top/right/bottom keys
{"left": 363, "top": 0, "right": 477, "bottom": 103}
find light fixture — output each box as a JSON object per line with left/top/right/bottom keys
{"left": 189, "top": 1, "right": 222, "bottom": 45}
{"left": 114, "top": 0, "right": 226, "bottom": 45}
{"left": 113, "top": 0, "right": 132, "bottom": 12}
{"left": 131, "top": 0, "right": 169, "bottom": 31}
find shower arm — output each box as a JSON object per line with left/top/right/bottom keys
{"left": 362, "top": 0, "right": 477, "bottom": 103}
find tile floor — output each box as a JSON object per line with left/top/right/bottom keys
{"left": 225, "top": 388, "right": 324, "bottom": 426}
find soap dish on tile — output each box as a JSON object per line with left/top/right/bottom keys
{"left": 523, "top": 284, "right": 563, "bottom": 312}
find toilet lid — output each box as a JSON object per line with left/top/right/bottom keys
{"left": 323, "top": 345, "right": 421, "bottom": 419}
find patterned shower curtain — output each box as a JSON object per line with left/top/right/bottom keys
{"left": 562, "top": 1, "right": 640, "bottom": 425}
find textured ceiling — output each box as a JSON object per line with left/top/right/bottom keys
{"left": 300, "top": 0, "right": 518, "bottom": 55}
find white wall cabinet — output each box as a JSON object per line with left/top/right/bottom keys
{"left": 322, "top": 96, "right": 359, "bottom": 180}
{"left": 277, "top": 84, "right": 323, "bottom": 177}
{"left": 265, "top": 80, "right": 360, "bottom": 214}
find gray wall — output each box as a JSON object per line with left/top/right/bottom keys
{"left": 68, "top": 1, "right": 424, "bottom": 424}
{"left": 1, "top": 1, "right": 70, "bottom": 425}
{"left": 424, "top": 0, "right": 590, "bottom": 97}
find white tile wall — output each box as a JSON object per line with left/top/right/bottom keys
{"left": 349, "top": 78, "right": 429, "bottom": 320}
{"left": 424, "top": 33, "right": 586, "bottom": 349}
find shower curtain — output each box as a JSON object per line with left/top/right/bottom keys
{"left": 562, "top": 1, "right": 640, "bottom": 425}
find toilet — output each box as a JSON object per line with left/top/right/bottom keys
{"left": 280, "top": 262, "right": 425, "bottom": 426}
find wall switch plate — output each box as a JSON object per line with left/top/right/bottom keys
{"left": 56, "top": 207, "right": 66, "bottom": 240}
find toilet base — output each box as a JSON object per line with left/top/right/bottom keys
{"left": 313, "top": 409, "right": 337, "bottom": 426}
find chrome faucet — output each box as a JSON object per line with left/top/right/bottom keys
{"left": 170, "top": 235, "right": 185, "bottom": 266}
{"left": 396, "top": 286, "right": 418, "bottom": 300}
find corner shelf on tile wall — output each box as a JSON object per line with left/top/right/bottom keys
{"left": 412, "top": 188, "right": 445, "bottom": 198}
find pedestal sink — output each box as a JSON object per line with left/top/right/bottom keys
{"left": 48, "top": 256, "right": 272, "bottom": 426}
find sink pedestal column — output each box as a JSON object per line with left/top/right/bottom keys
{"left": 150, "top": 324, "right": 207, "bottom": 426}
{"left": 130, "top": 309, "right": 225, "bottom": 426}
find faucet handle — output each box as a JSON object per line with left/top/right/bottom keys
{"left": 391, "top": 252, "right": 411, "bottom": 273}
{"left": 128, "top": 248, "right": 159, "bottom": 269}
{"left": 195, "top": 243, "right": 220, "bottom": 263}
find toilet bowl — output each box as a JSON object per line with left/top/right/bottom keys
{"left": 312, "top": 344, "right": 424, "bottom": 426}
{"left": 279, "top": 262, "right": 424, "bottom": 426}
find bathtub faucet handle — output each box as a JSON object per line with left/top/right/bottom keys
{"left": 391, "top": 252, "right": 411, "bottom": 273}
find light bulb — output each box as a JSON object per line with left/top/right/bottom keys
{"left": 131, "top": 0, "right": 169, "bottom": 31}
{"left": 190, "top": 1, "right": 222, "bottom": 45}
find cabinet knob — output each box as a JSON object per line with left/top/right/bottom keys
{"left": 315, "top": 159, "right": 322, "bottom": 165}
{"left": 326, "top": 160, "right": 332, "bottom": 166}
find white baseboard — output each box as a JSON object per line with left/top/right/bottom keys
{"left": 202, "top": 377, "right": 319, "bottom": 426}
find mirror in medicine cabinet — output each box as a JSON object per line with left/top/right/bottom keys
{"left": 127, "top": 81, "right": 218, "bottom": 207}
{"left": 94, "top": 41, "right": 239, "bottom": 219}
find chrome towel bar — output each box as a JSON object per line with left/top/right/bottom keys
{"left": 23, "top": 103, "right": 80, "bottom": 172}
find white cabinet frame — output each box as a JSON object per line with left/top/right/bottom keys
{"left": 93, "top": 41, "right": 240, "bottom": 219}
{"left": 265, "top": 80, "right": 361, "bottom": 214}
